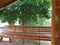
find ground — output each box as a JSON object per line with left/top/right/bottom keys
{"left": 0, "top": 38, "right": 51, "bottom": 45}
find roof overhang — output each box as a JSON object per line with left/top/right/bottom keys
{"left": 0, "top": 0, "right": 17, "bottom": 8}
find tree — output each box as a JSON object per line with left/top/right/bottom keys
{"left": 0, "top": 0, "right": 51, "bottom": 25}
{"left": 0, "top": 5, "right": 18, "bottom": 25}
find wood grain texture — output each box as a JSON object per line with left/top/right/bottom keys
{"left": 52, "top": 0, "right": 60, "bottom": 45}
{"left": 0, "top": 0, "right": 17, "bottom": 8}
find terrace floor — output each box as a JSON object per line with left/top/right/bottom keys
{"left": 0, "top": 38, "right": 51, "bottom": 45}
{"left": 0, "top": 41, "right": 51, "bottom": 45}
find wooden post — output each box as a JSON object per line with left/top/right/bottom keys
{"left": 52, "top": 0, "right": 60, "bottom": 45}
{"left": 52, "top": 0, "right": 56, "bottom": 45}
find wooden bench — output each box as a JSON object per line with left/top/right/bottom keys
{"left": 0, "top": 25, "right": 51, "bottom": 44}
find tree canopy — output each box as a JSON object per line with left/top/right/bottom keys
{"left": 0, "top": 0, "right": 51, "bottom": 25}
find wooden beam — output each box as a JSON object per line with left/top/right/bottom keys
{"left": 0, "top": 0, "right": 17, "bottom": 8}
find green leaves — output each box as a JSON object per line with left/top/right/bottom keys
{"left": 0, "top": 0, "right": 51, "bottom": 25}
{"left": 0, "top": 6, "right": 17, "bottom": 25}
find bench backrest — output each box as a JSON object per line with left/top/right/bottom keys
{"left": 5, "top": 25, "right": 51, "bottom": 34}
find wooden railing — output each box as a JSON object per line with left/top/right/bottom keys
{"left": 0, "top": 25, "right": 51, "bottom": 44}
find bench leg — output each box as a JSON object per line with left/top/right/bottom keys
{"left": 39, "top": 40, "right": 40, "bottom": 45}
{"left": 22, "top": 40, "right": 25, "bottom": 44}
{"left": 0, "top": 37, "right": 3, "bottom": 42}
{"left": 39, "top": 36, "right": 40, "bottom": 45}
{"left": 9, "top": 38, "right": 12, "bottom": 42}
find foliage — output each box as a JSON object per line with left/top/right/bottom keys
{"left": 0, "top": 7, "right": 17, "bottom": 25}
{"left": 0, "top": 0, "right": 51, "bottom": 25}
